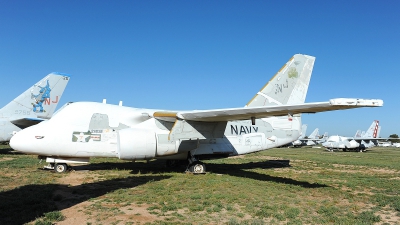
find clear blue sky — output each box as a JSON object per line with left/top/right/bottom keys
{"left": 1, "top": 1, "right": 399, "bottom": 138}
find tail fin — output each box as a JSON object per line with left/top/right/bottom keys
{"left": 363, "top": 120, "right": 379, "bottom": 138}
{"left": 299, "top": 124, "right": 308, "bottom": 139}
{"left": 246, "top": 54, "right": 315, "bottom": 107}
{"left": 308, "top": 128, "right": 319, "bottom": 139}
{"left": 0, "top": 73, "right": 70, "bottom": 120}
{"left": 377, "top": 126, "right": 381, "bottom": 138}
{"left": 354, "top": 130, "right": 362, "bottom": 138}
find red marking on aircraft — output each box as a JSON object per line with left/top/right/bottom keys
{"left": 44, "top": 96, "right": 59, "bottom": 105}
{"left": 373, "top": 120, "right": 379, "bottom": 138}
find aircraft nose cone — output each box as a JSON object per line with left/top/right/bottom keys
{"left": 10, "top": 128, "right": 38, "bottom": 154}
{"left": 10, "top": 131, "right": 27, "bottom": 152}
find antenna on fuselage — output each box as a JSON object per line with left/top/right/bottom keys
{"left": 102, "top": 99, "right": 107, "bottom": 104}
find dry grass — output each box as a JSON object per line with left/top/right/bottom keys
{"left": 1, "top": 145, "right": 400, "bottom": 224}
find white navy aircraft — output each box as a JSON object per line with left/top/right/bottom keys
{"left": 291, "top": 124, "right": 307, "bottom": 147}
{"left": 0, "top": 73, "right": 70, "bottom": 143}
{"left": 10, "top": 54, "right": 383, "bottom": 173}
{"left": 299, "top": 128, "right": 320, "bottom": 146}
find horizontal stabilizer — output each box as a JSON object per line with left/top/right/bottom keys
{"left": 10, "top": 118, "right": 44, "bottom": 129}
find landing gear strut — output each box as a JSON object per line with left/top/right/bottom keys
{"left": 186, "top": 152, "right": 206, "bottom": 174}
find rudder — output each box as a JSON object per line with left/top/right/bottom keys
{"left": 246, "top": 54, "right": 315, "bottom": 107}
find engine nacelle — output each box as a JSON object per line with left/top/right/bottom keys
{"left": 348, "top": 140, "right": 360, "bottom": 148}
{"left": 117, "top": 128, "right": 156, "bottom": 160}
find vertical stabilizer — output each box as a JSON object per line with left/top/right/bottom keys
{"left": 377, "top": 126, "right": 381, "bottom": 138}
{"left": 363, "top": 120, "right": 379, "bottom": 138}
{"left": 246, "top": 54, "right": 315, "bottom": 107}
{"left": 0, "top": 73, "right": 70, "bottom": 120}
{"left": 308, "top": 128, "right": 319, "bottom": 139}
{"left": 354, "top": 130, "right": 362, "bottom": 138}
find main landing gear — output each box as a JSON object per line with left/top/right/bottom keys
{"left": 165, "top": 152, "right": 206, "bottom": 174}
{"left": 187, "top": 152, "right": 206, "bottom": 174}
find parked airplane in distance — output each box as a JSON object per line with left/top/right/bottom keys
{"left": 0, "top": 73, "right": 70, "bottom": 143}
{"left": 378, "top": 141, "right": 392, "bottom": 147}
{"left": 291, "top": 124, "right": 307, "bottom": 147}
{"left": 354, "top": 120, "right": 380, "bottom": 149}
{"left": 323, "top": 120, "right": 385, "bottom": 151}
{"left": 10, "top": 54, "right": 383, "bottom": 173}
{"left": 301, "top": 128, "right": 320, "bottom": 146}
{"left": 322, "top": 135, "right": 360, "bottom": 151}
{"left": 392, "top": 143, "right": 400, "bottom": 148}
{"left": 292, "top": 127, "right": 322, "bottom": 147}
{"left": 318, "top": 132, "right": 329, "bottom": 144}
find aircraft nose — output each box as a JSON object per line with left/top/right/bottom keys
{"left": 10, "top": 128, "right": 38, "bottom": 154}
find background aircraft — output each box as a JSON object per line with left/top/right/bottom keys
{"left": 291, "top": 124, "right": 307, "bottom": 147}
{"left": 354, "top": 120, "right": 380, "bottom": 149}
{"left": 289, "top": 125, "right": 320, "bottom": 148}
{"left": 322, "top": 120, "right": 385, "bottom": 151}
{"left": 0, "top": 73, "right": 70, "bottom": 143}
{"left": 300, "top": 128, "right": 320, "bottom": 146}
{"left": 322, "top": 135, "right": 360, "bottom": 152}
{"left": 9, "top": 54, "right": 383, "bottom": 173}
{"left": 378, "top": 141, "right": 391, "bottom": 147}
{"left": 317, "top": 132, "right": 329, "bottom": 144}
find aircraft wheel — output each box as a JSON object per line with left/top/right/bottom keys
{"left": 54, "top": 163, "right": 68, "bottom": 173}
{"left": 189, "top": 162, "right": 206, "bottom": 174}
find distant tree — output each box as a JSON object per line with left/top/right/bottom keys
{"left": 389, "top": 134, "right": 399, "bottom": 143}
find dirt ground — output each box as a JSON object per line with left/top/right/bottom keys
{"left": 47, "top": 165, "right": 400, "bottom": 225}
{"left": 50, "top": 170, "right": 159, "bottom": 225}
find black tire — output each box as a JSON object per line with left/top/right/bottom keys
{"left": 54, "top": 163, "right": 68, "bottom": 173}
{"left": 189, "top": 162, "right": 206, "bottom": 173}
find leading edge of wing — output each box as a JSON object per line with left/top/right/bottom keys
{"left": 153, "top": 98, "right": 383, "bottom": 122}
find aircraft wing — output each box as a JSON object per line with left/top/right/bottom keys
{"left": 154, "top": 98, "right": 383, "bottom": 122}
{"left": 10, "top": 118, "right": 45, "bottom": 129}
{"left": 354, "top": 137, "right": 400, "bottom": 141}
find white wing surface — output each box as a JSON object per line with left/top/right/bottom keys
{"left": 154, "top": 98, "right": 383, "bottom": 122}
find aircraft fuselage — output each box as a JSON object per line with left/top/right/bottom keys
{"left": 10, "top": 102, "right": 301, "bottom": 160}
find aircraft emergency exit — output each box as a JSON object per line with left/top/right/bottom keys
{"left": 10, "top": 54, "right": 383, "bottom": 173}
{"left": 0, "top": 73, "right": 70, "bottom": 143}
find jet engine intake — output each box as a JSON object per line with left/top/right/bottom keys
{"left": 117, "top": 128, "right": 156, "bottom": 160}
